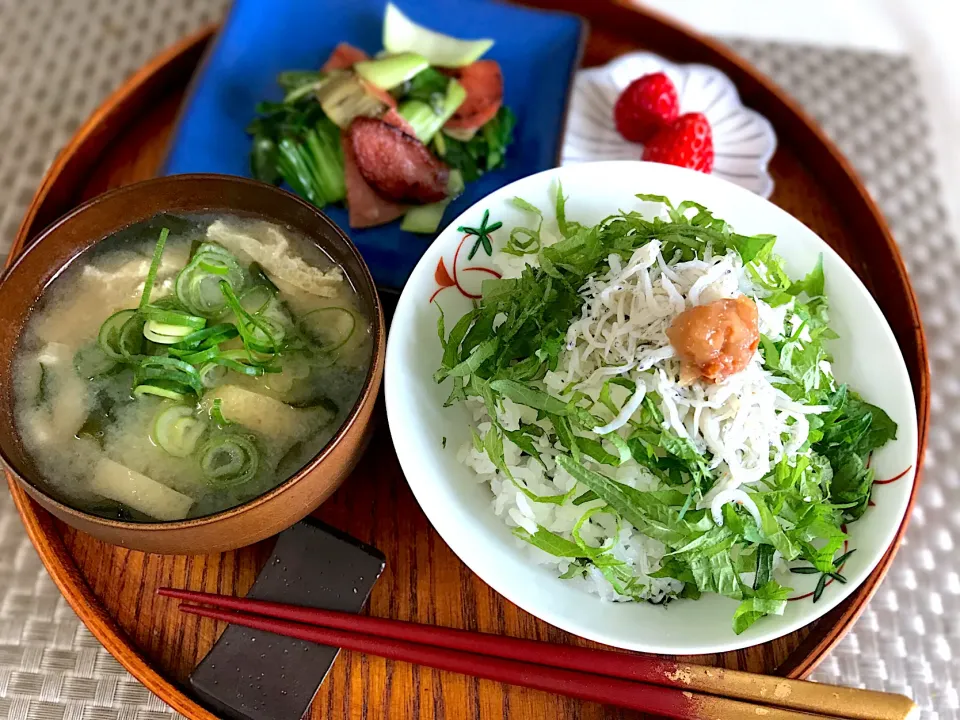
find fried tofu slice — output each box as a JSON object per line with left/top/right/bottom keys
{"left": 90, "top": 457, "right": 194, "bottom": 521}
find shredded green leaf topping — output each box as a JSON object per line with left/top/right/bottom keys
{"left": 436, "top": 188, "right": 898, "bottom": 633}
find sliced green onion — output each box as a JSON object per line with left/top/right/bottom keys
{"left": 225, "top": 350, "right": 280, "bottom": 373}
{"left": 251, "top": 316, "right": 286, "bottom": 352}
{"left": 143, "top": 308, "right": 206, "bottom": 329}
{"left": 220, "top": 280, "right": 282, "bottom": 356}
{"left": 93, "top": 237, "right": 345, "bottom": 406}
{"left": 199, "top": 433, "right": 260, "bottom": 487}
{"left": 151, "top": 404, "right": 207, "bottom": 457}
{"left": 118, "top": 313, "right": 146, "bottom": 359}
{"left": 175, "top": 270, "right": 217, "bottom": 317}
{"left": 176, "top": 323, "right": 240, "bottom": 350}
{"left": 198, "top": 362, "right": 228, "bottom": 388}
{"left": 134, "top": 373, "right": 195, "bottom": 395}
{"left": 133, "top": 382, "right": 187, "bottom": 401}
{"left": 215, "top": 358, "right": 264, "bottom": 377}
{"left": 217, "top": 348, "right": 263, "bottom": 364}
{"left": 134, "top": 356, "right": 204, "bottom": 396}
{"left": 148, "top": 295, "right": 185, "bottom": 311}
{"left": 195, "top": 348, "right": 274, "bottom": 385}
{"left": 176, "top": 346, "right": 223, "bottom": 366}
{"left": 98, "top": 309, "right": 138, "bottom": 359}
{"left": 383, "top": 2, "right": 493, "bottom": 67}
{"left": 210, "top": 398, "right": 233, "bottom": 426}
{"left": 298, "top": 344, "right": 337, "bottom": 369}
{"left": 139, "top": 228, "right": 170, "bottom": 310}
{"left": 137, "top": 355, "right": 203, "bottom": 375}
{"left": 245, "top": 348, "right": 283, "bottom": 367}
{"left": 198, "top": 260, "right": 231, "bottom": 276}
{"left": 223, "top": 355, "right": 281, "bottom": 376}
{"left": 216, "top": 349, "right": 277, "bottom": 375}
{"left": 175, "top": 245, "right": 246, "bottom": 317}
{"left": 299, "top": 307, "right": 357, "bottom": 352}
{"left": 195, "top": 242, "right": 237, "bottom": 259}
{"left": 144, "top": 321, "right": 199, "bottom": 344}
{"left": 239, "top": 285, "right": 275, "bottom": 315}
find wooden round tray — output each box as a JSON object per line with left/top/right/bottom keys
{"left": 6, "top": 2, "right": 930, "bottom": 718}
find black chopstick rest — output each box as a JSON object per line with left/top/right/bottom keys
{"left": 189, "top": 518, "right": 385, "bottom": 720}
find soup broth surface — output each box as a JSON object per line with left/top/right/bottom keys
{"left": 13, "top": 213, "right": 372, "bottom": 522}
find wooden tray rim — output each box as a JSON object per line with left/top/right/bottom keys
{"left": 3, "top": 4, "right": 930, "bottom": 717}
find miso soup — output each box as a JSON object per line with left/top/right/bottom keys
{"left": 13, "top": 214, "right": 373, "bottom": 522}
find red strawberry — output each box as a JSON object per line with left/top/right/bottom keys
{"left": 613, "top": 72, "right": 679, "bottom": 143}
{"left": 642, "top": 113, "right": 714, "bottom": 173}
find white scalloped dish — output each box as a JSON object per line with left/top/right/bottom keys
{"left": 563, "top": 52, "right": 777, "bottom": 198}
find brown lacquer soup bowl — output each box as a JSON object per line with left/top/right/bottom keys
{"left": 0, "top": 175, "right": 385, "bottom": 555}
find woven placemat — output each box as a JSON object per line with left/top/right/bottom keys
{"left": 727, "top": 40, "right": 958, "bottom": 718}
{"left": 0, "top": 2, "right": 956, "bottom": 718}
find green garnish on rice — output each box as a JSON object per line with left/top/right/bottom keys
{"left": 436, "top": 186, "right": 897, "bottom": 633}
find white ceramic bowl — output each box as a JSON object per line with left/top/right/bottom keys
{"left": 385, "top": 161, "right": 917, "bottom": 654}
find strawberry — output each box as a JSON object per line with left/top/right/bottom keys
{"left": 642, "top": 113, "right": 714, "bottom": 173}
{"left": 613, "top": 72, "right": 679, "bottom": 143}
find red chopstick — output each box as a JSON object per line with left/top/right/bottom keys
{"left": 159, "top": 588, "right": 914, "bottom": 720}
{"left": 158, "top": 587, "right": 677, "bottom": 686}
{"left": 172, "top": 601, "right": 808, "bottom": 720}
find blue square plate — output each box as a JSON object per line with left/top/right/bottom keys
{"left": 163, "top": 0, "right": 584, "bottom": 289}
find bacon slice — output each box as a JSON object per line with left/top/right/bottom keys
{"left": 444, "top": 60, "right": 503, "bottom": 131}
{"left": 341, "top": 132, "right": 408, "bottom": 229}
{"left": 321, "top": 42, "right": 369, "bottom": 72}
{"left": 346, "top": 117, "right": 449, "bottom": 204}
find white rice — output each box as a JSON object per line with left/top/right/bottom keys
{"left": 457, "top": 225, "right": 832, "bottom": 604}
